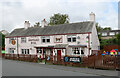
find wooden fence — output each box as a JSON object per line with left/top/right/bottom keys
{"left": 4, "top": 54, "right": 38, "bottom": 62}
{"left": 45, "top": 54, "right": 120, "bottom": 70}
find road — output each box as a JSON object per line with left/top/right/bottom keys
{"left": 1, "top": 59, "right": 119, "bottom": 77}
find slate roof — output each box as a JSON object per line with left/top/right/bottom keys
{"left": 6, "top": 21, "right": 94, "bottom": 37}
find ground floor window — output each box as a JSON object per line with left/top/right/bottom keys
{"left": 72, "top": 47, "right": 80, "bottom": 54}
{"left": 72, "top": 47, "right": 85, "bottom": 55}
{"left": 9, "top": 48, "right": 15, "bottom": 54}
{"left": 81, "top": 47, "right": 85, "bottom": 55}
{"left": 37, "top": 48, "right": 42, "bottom": 54}
{"left": 21, "top": 49, "right": 29, "bottom": 54}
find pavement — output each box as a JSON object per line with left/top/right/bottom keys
{"left": 1, "top": 58, "right": 120, "bottom": 77}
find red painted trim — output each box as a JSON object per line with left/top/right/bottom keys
{"left": 65, "top": 49, "right": 67, "bottom": 56}
{"left": 5, "top": 32, "right": 91, "bottom": 38}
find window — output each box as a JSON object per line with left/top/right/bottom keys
{"left": 9, "top": 48, "right": 15, "bottom": 54}
{"left": 21, "top": 49, "right": 29, "bottom": 54}
{"left": 81, "top": 48, "right": 84, "bottom": 55}
{"left": 37, "top": 48, "right": 42, "bottom": 54}
{"left": 41, "top": 36, "right": 50, "bottom": 43}
{"left": 72, "top": 47, "right": 85, "bottom": 55}
{"left": 109, "top": 32, "right": 115, "bottom": 36}
{"left": 9, "top": 38, "right": 14, "bottom": 44}
{"left": 54, "top": 36, "right": 62, "bottom": 43}
{"left": 102, "top": 33, "right": 107, "bottom": 36}
{"left": 21, "top": 37, "right": 26, "bottom": 43}
{"left": 67, "top": 35, "right": 76, "bottom": 42}
{"left": 72, "top": 47, "right": 80, "bottom": 54}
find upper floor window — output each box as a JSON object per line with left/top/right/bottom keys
{"left": 41, "top": 36, "right": 50, "bottom": 43}
{"left": 67, "top": 35, "right": 76, "bottom": 42}
{"left": 102, "top": 33, "right": 107, "bottom": 36}
{"left": 21, "top": 49, "right": 29, "bottom": 54}
{"left": 9, "top": 38, "right": 14, "bottom": 44}
{"left": 109, "top": 32, "right": 115, "bottom": 36}
{"left": 54, "top": 36, "right": 62, "bottom": 43}
{"left": 21, "top": 37, "right": 26, "bottom": 43}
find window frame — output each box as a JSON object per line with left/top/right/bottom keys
{"left": 41, "top": 36, "right": 50, "bottom": 43}
{"left": 9, "top": 48, "right": 15, "bottom": 54}
{"left": 72, "top": 47, "right": 85, "bottom": 55}
{"left": 21, "top": 37, "right": 26, "bottom": 43}
{"left": 67, "top": 35, "right": 76, "bottom": 42}
{"left": 21, "top": 49, "right": 29, "bottom": 54}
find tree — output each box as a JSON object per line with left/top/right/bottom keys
{"left": 49, "top": 13, "right": 69, "bottom": 25}
{"left": 96, "top": 23, "right": 103, "bottom": 33}
{"left": 0, "top": 33, "right": 5, "bottom": 48}
{"left": 103, "top": 27, "right": 111, "bottom": 30}
{"left": 34, "top": 22, "right": 40, "bottom": 27}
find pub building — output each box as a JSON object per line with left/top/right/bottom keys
{"left": 5, "top": 12, "right": 100, "bottom": 61}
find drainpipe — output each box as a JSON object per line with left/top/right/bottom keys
{"left": 88, "top": 33, "right": 90, "bottom": 55}
{"left": 17, "top": 37, "right": 19, "bottom": 58}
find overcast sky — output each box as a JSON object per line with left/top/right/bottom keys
{"left": 0, "top": 0, "right": 119, "bottom": 32}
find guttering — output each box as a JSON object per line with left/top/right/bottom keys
{"left": 5, "top": 32, "right": 91, "bottom": 38}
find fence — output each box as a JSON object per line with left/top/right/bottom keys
{"left": 45, "top": 54, "right": 120, "bottom": 70}
{"left": 4, "top": 54, "right": 38, "bottom": 62}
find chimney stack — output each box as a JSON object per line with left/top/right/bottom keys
{"left": 89, "top": 12, "right": 95, "bottom": 22}
{"left": 24, "top": 21, "right": 30, "bottom": 29}
{"left": 41, "top": 19, "right": 47, "bottom": 28}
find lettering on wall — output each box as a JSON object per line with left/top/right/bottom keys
{"left": 28, "top": 37, "right": 39, "bottom": 44}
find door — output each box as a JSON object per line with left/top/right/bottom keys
{"left": 57, "top": 50, "right": 61, "bottom": 62}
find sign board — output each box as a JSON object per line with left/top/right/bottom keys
{"left": 28, "top": 37, "right": 39, "bottom": 44}
{"left": 11, "top": 40, "right": 16, "bottom": 45}
{"left": 64, "top": 57, "right": 81, "bottom": 63}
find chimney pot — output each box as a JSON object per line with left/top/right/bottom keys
{"left": 89, "top": 12, "right": 95, "bottom": 22}
{"left": 41, "top": 19, "right": 47, "bottom": 28}
{"left": 24, "top": 21, "right": 30, "bottom": 29}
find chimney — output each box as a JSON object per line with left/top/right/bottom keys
{"left": 41, "top": 19, "right": 47, "bottom": 28}
{"left": 89, "top": 12, "right": 95, "bottom": 22}
{"left": 24, "top": 21, "right": 30, "bottom": 29}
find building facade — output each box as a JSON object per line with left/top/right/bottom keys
{"left": 5, "top": 13, "right": 100, "bottom": 59}
{"left": 98, "top": 30, "right": 120, "bottom": 40}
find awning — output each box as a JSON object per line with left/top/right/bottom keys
{"left": 34, "top": 45, "right": 54, "bottom": 48}
{"left": 54, "top": 44, "right": 68, "bottom": 48}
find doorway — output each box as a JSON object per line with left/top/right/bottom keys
{"left": 57, "top": 50, "right": 61, "bottom": 62}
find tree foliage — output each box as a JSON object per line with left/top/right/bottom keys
{"left": 0, "top": 33, "right": 5, "bottom": 48}
{"left": 34, "top": 22, "right": 40, "bottom": 27}
{"left": 49, "top": 13, "right": 69, "bottom": 25}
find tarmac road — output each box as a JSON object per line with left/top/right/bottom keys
{"left": 1, "top": 59, "right": 119, "bottom": 77}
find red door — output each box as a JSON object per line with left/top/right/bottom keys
{"left": 57, "top": 50, "right": 61, "bottom": 62}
